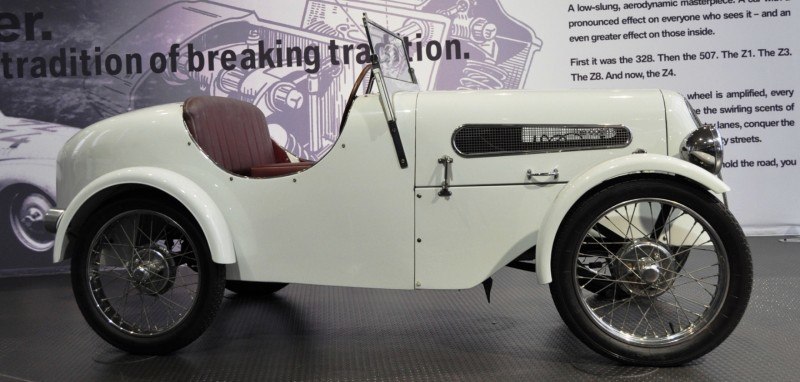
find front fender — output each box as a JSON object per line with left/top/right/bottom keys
{"left": 535, "top": 154, "right": 729, "bottom": 284}
{"left": 53, "top": 166, "right": 236, "bottom": 265}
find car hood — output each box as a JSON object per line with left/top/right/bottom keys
{"left": 413, "top": 89, "right": 670, "bottom": 187}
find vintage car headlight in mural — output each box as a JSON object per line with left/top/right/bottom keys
{"left": 0, "top": 112, "right": 79, "bottom": 267}
{"left": 49, "top": 13, "right": 751, "bottom": 367}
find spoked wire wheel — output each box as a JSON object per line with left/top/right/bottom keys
{"left": 550, "top": 179, "right": 752, "bottom": 366}
{"left": 87, "top": 210, "right": 199, "bottom": 336}
{"left": 576, "top": 198, "right": 727, "bottom": 346}
{"left": 72, "top": 198, "right": 225, "bottom": 354}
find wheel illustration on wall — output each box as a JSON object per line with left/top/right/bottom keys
{"left": 3, "top": 186, "right": 55, "bottom": 253}
{"left": 550, "top": 179, "right": 752, "bottom": 366}
{"left": 71, "top": 198, "right": 225, "bottom": 355}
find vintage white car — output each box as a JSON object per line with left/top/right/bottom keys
{"left": 47, "top": 16, "right": 752, "bottom": 366}
{"left": 0, "top": 112, "right": 78, "bottom": 264}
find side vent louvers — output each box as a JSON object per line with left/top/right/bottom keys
{"left": 452, "top": 124, "right": 631, "bottom": 157}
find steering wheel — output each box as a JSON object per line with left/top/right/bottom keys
{"left": 339, "top": 63, "right": 373, "bottom": 134}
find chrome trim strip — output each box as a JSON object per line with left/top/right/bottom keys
{"left": 415, "top": 181, "right": 569, "bottom": 189}
{"left": 451, "top": 124, "right": 632, "bottom": 158}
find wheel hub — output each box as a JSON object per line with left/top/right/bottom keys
{"left": 614, "top": 238, "right": 678, "bottom": 297}
{"left": 10, "top": 192, "right": 54, "bottom": 252}
{"left": 130, "top": 245, "right": 176, "bottom": 295}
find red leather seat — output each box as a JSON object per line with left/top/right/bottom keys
{"left": 183, "top": 96, "right": 313, "bottom": 177}
{"left": 251, "top": 162, "right": 315, "bottom": 178}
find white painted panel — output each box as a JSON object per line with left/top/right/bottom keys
{"left": 414, "top": 183, "right": 563, "bottom": 289}
{"left": 226, "top": 94, "right": 418, "bottom": 288}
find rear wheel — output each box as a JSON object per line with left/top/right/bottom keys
{"left": 550, "top": 179, "right": 752, "bottom": 366}
{"left": 71, "top": 198, "right": 225, "bottom": 355}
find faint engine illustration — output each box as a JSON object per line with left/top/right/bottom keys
{"left": 85, "top": 0, "right": 540, "bottom": 160}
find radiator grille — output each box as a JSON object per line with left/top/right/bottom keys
{"left": 452, "top": 124, "right": 631, "bottom": 157}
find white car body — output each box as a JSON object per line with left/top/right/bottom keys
{"left": 48, "top": 16, "right": 749, "bottom": 364}
{"left": 52, "top": 89, "right": 725, "bottom": 288}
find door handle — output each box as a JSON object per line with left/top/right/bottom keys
{"left": 438, "top": 156, "right": 453, "bottom": 197}
{"left": 527, "top": 168, "right": 558, "bottom": 180}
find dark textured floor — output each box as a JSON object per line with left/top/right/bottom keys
{"left": 0, "top": 237, "right": 797, "bottom": 382}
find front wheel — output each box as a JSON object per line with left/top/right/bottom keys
{"left": 550, "top": 179, "right": 752, "bottom": 366}
{"left": 71, "top": 198, "right": 226, "bottom": 355}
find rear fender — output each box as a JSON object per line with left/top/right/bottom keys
{"left": 535, "top": 154, "right": 729, "bottom": 284}
{"left": 53, "top": 167, "right": 235, "bottom": 264}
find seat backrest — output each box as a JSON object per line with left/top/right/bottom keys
{"left": 183, "top": 96, "right": 288, "bottom": 175}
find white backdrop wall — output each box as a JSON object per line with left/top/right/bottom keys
{"left": 0, "top": 0, "right": 797, "bottom": 271}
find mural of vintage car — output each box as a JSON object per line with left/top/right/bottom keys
{"left": 0, "top": 112, "right": 79, "bottom": 268}
{"left": 47, "top": 16, "right": 751, "bottom": 366}
{"left": 84, "top": 0, "right": 540, "bottom": 160}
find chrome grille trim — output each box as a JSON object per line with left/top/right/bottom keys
{"left": 452, "top": 124, "right": 632, "bottom": 157}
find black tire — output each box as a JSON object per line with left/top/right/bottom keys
{"left": 550, "top": 179, "right": 752, "bottom": 366}
{"left": 70, "top": 198, "right": 226, "bottom": 355}
{"left": 225, "top": 280, "right": 288, "bottom": 295}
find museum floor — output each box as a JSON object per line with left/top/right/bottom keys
{"left": 0, "top": 236, "right": 797, "bottom": 382}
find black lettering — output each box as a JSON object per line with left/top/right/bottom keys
{"left": 220, "top": 49, "right": 236, "bottom": 70}
{"left": 355, "top": 43, "right": 370, "bottom": 64}
{"left": 414, "top": 34, "right": 423, "bottom": 61}
{"left": 50, "top": 48, "right": 66, "bottom": 77}
{"left": 150, "top": 52, "right": 167, "bottom": 73}
{"left": 445, "top": 39, "right": 462, "bottom": 60}
{"left": 24, "top": 12, "right": 44, "bottom": 41}
{"left": 0, "top": 12, "right": 21, "bottom": 42}
{"left": 1, "top": 52, "right": 12, "bottom": 79}
{"left": 342, "top": 44, "right": 353, "bottom": 65}
{"left": 79, "top": 49, "right": 91, "bottom": 75}
{"left": 328, "top": 40, "right": 340, "bottom": 65}
{"left": 304, "top": 45, "right": 320, "bottom": 73}
{"left": 207, "top": 50, "right": 218, "bottom": 70}
{"left": 258, "top": 40, "right": 275, "bottom": 68}
{"left": 16, "top": 56, "right": 28, "bottom": 78}
{"left": 426, "top": 40, "right": 441, "bottom": 61}
{"left": 188, "top": 44, "right": 204, "bottom": 71}
{"left": 240, "top": 48, "right": 256, "bottom": 69}
{"left": 0, "top": 12, "right": 50, "bottom": 42}
{"left": 275, "top": 39, "right": 283, "bottom": 67}
{"left": 94, "top": 47, "right": 102, "bottom": 75}
{"left": 125, "top": 53, "right": 141, "bottom": 74}
{"left": 69, "top": 47, "right": 77, "bottom": 76}
{"left": 286, "top": 46, "right": 302, "bottom": 67}
{"left": 105, "top": 54, "right": 122, "bottom": 75}
{"left": 168, "top": 44, "right": 180, "bottom": 72}
{"left": 30, "top": 56, "right": 46, "bottom": 78}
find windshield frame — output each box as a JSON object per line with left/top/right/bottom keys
{"left": 363, "top": 15, "right": 418, "bottom": 86}
{"left": 362, "top": 13, "right": 418, "bottom": 169}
